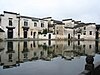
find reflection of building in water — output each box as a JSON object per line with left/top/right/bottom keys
{"left": 0, "top": 41, "right": 19, "bottom": 69}
{"left": 0, "top": 41, "right": 5, "bottom": 52}
{"left": 0, "top": 41, "right": 97, "bottom": 69}
{"left": 74, "top": 41, "right": 95, "bottom": 56}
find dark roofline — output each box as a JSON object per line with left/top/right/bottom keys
{"left": 20, "top": 16, "right": 49, "bottom": 21}
{"left": 0, "top": 14, "right": 4, "bottom": 16}
{"left": 4, "top": 11, "right": 19, "bottom": 15}
{"left": 85, "top": 23, "right": 96, "bottom": 25}
{"left": 20, "top": 16, "right": 32, "bottom": 19}
{"left": 55, "top": 23, "right": 65, "bottom": 25}
{"left": 42, "top": 17, "right": 52, "bottom": 19}
{"left": 74, "top": 22, "right": 96, "bottom": 28}
{"left": 62, "top": 19, "right": 72, "bottom": 21}
{"left": 39, "top": 19, "right": 48, "bottom": 21}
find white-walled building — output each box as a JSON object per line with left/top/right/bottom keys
{"left": 74, "top": 23, "right": 96, "bottom": 40}
{"left": 0, "top": 11, "right": 97, "bottom": 40}
{"left": 0, "top": 11, "right": 19, "bottom": 38}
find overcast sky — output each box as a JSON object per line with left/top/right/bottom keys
{"left": 0, "top": 0, "right": 100, "bottom": 23}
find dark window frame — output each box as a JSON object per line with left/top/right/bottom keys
{"left": 34, "top": 22, "right": 37, "bottom": 27}
{"left": 41, "top": 23, "right": 44, "bottom": 27}
{"left": 90, "top": 31, "right": 92, "bottom": 35}
{"left": 9, "top": 18, "right": 12, "bottom": 26}
{"left": 24, "top": 21, "right": 28, "bottom": 26}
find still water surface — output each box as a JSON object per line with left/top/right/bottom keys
{"left": 0, "top": 41, "right": 100, "bottom": 75}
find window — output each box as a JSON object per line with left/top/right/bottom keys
{"left": 78, "top": 41, "right": 80, "bottom": 45}
{"left": 57, "top": 31, "right": 58, "bottom": 34}
{"left": 83, "top": 45, "right": 85, "bottom": 48}
{"left": 24, "top": 21, "right": 28, "bottom": 26}
{"left": 34, "top": 22, "right": 37, "bottom": 27}
{"left": 44, "top": 34, "right": 46, "bottom": 37}
{"left": 33, "top": 41, "right": 36, "bottom": 47}
{"left": 84, "top": 27, "right": 86, "bottom": 30}
{"left": 83, "top": 32, "right": 86, "bottom": 35}
{"left": 31, "top": 31, "right": 32, "bottom": 36}
{"left": 90, "top": 31, "right": 92, "bottom": 35}
{"left": 9, "top": 18, "right": 12, "bottom": 26}
{"left": 41, "top": 23, "right": 44, "bottom": 27}
{"left": 89, "top": 45, "right": 92, "bottom": 49}
{"left": 34, "top": 52, "right": 36, "bottom": 56}
{"left": 68, "top": 41, "right": 70, "bottom": 46}
{"left": 31, "top": 44, "right": 32, "bottom": 48}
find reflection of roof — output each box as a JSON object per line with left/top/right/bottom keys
{"left": 65, "top": 27, "right": 73, "bottom": 29}
{"left": 0, "top": 48, "right": 4, "bottom": 52}
{"left": 0, "top": 28, "right": 5, "bottom": 32}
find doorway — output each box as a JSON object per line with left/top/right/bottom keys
{"left": 24, "top": 31, "right": 27, "bottom": 38}
{"left": 7, "top": 29, "right": 13, "bottom": 38}
{"left": 33, "top": 32, "right": 36, "bottom": 38}
{"left": 68, "top": 34, "right": 70, "bottom": 39}
{"left": 78, "top": 35, "right": 80, "bottom": 39}
{"left": 48, "top": 34, "right": 51, "bottom": 39}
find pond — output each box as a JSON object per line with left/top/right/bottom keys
{"left": 0, "top": 41, "right": 100, "bottom": 75}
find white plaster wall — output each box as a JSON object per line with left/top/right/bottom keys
{"left": 1, "top": 13, "right": 19, "bottom": 38}
{"left": 39, "top": 33, "right": 55, "bottom": 39}
{"left": 64, "top": 28, "right": 73, "bottom": 39}
{"left": 0, "top": 32, "right": 5, "bottom": 39}
{"left": 74, "top": 25, "right": 96, "bottom": 40}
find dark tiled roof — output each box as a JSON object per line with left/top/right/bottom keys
{"left": 0, "top": 28, "right": 5, "bottom": 32}
{"left": 4, "top": 11, "right": 19, "bottom": 15}
{"left": 0, "top": 14, "right": 4, "bottom": 16}
{"left": 51, "top": 19, "right": 64, "bottom": 24}
{"left": 62, "top": 19, "right": 72, "bottom": 21}
{"left": 74, "top": 23, "right": 96, "bottom": 28}
{"left": 20, "top": 16, "right": 40, "bottom": 21}
{"left": 20, "top": 15, "right": 32, "bottom": 19}
{"left": 42, "top": 17, "right": 52, "bottom": 19}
